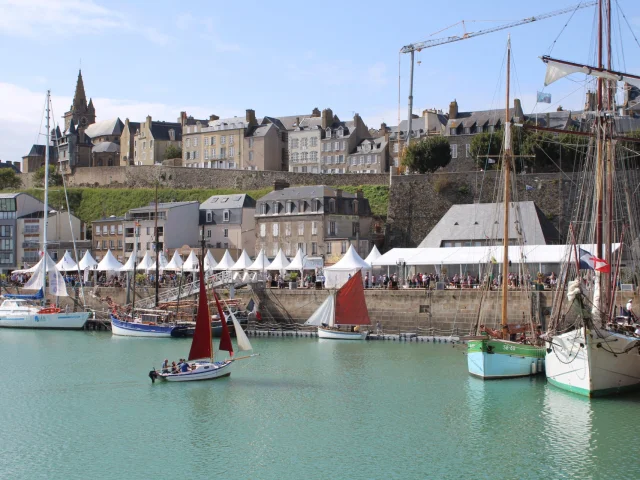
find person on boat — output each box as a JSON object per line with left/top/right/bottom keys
{"left": 162, "top": 359, "right": 169, "bottom": 373}
{"left": 626, "top": 299, "right": 636, "bottom": 322}
{"left": 180, "top": 362, "right": 189, "bottom": 373}
{"left": 171, "top": 361, "right": 179, "bottom": 374}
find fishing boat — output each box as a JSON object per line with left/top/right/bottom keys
{"left": 305, "top": 270, "right": 370, "bottom": 340}
{"left": 0, "top": 91, "right": 89, "bottom": 330}
{"left": 466, "top": 37, "right": 545, "bottom": 379}
{"left": 110, "top": 314, "right": 177, "bottom": 337}
{"left": 540, "top": 0, "right": 640, "bottom": 396}
{"left": 150, "top": 266, "right": 257, "bottom": 382}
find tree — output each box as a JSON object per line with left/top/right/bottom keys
{"left": 164, "top": 145, "right": 182, "bottom": 160}
{"left": 401, "top": 136, "right": 451, "bottom": 173}
{"left": 471, "top": 132, "right": 503, "bottom": 170}
{"left": 34, "top": 165, "right": 63, "bottom": 187}
{"left": 0, "top": 168, "right": 22, "bottom": 190}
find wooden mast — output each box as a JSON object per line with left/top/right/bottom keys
{"left": 501, "top": 35, "right": 512, "bottom": 338}
{"left": 594, "top": 0, "right": 604, "bottom": 320}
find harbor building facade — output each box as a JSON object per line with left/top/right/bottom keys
{"left": 199, "top": 194, "right": 257, "bottom": 254}
{"left": 92, "top": 216, "right": 126, "bottom": 262}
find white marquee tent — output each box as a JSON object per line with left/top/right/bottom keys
{"left": 204, "top": 251, "right": 217, "bottom": 271}
{"left": 266, "top": 249, "right": 290, "bottom": 272}
{"left": 324, "top": 245, "right": 370, "bottom": 289}
{"left": 363, "top": 245, "right": 382, "bottom": 269}
{"left": 78, "top": 250, "right": 98, "bottom": 271}
{"left": 214, "top": 250, "right": 236, "bottom": 271}
{"left": 120, "top": 254, "right": 137, "bottom": 272}
{"left": 56, "top": 251, "right": 78, "bottom": 272}
{"left": 231, "top": 250, "right": 253, "bottom": 271}
{"left": 286, "top": 248, "right": 306, "bottom": 272}
{"left": 97, "top": 250, "right": 124, "bottom": 271}
{"left": 182, "top": 250, "right": 200, "bottom": 272}
{"left": 137, "top": 251, "right": 154, "bottom": 271}
{"left": 247, "top": 249, "right": 270, "bottom": 272}
{"left": 165, "top": 251, "right": 184, "bottom": 271}
{"left": 149, "top": 251, "right": 168, "bottom": 272}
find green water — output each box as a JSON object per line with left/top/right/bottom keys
{"left": 1, "top": 331, "right": 639, "bottom": 480}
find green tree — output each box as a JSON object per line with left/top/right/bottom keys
{"left": 0, "top": 168, "right": 22, "bottom": 190}
{"left": 402, "top": 136, "right": 451, "bottom": 173}
{"left": 471, "top": 132, "right": 503, "bottom": 170}
{"left": 34, "top": 165, "right": 63, "bottom": 187}
{"left": 164, "top": 145, "right": 183, "bottom": 160}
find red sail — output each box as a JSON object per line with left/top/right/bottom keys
{"left": 214, "top": 291, "right": 234, "bottom": 357}
{"left": 335, "top": 270, "right": 370, "bottom": 325}
{"left": 188, "top": 268, "right": 213, "bottom": 361}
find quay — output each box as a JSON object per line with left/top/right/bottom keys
{"left": 246, "top": 328, "right": 463, "bottom": 343}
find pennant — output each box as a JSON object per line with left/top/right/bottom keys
{"left": 526, "top": 185, "right": 534, "bottom": 191}
{"left": 537, "top": 92, "right": 552, "bottom": 103}
{"left": 579, "top": 248, "right": 610, "bottom": 273}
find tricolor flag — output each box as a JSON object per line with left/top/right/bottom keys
{"left": 579, "top": 248, "right": 610, "bottom": 273}
{"left": 537, "top": 92, "right": 552, "bottom": 104}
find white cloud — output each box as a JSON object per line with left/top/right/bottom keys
{"left": 0, "top": 82, "right": 236, "bottom": 164}
{"left": 0, "top": 0, "right": 169, "bottom": 45}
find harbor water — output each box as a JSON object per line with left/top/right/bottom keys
{"left": 1, "top": 330, "right": 639, "bottom": 480}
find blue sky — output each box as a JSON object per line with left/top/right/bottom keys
{"left": 1, "top": 0, "right": 639, "bottom": 163}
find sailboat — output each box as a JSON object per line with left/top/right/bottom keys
{"left": 151, "top": 265, "right": 257, "bottom": 382}
{"left": 0, "top": 91, "right": 89, "bottom": 330}
{"left": 305, "top": 270, "right": 370, "bottom": 340}
{"left": 540, "top": 0, "right": 640, "bottom": 396}
{"left": 466, "top": 37, "right": 546, "bottom": 378}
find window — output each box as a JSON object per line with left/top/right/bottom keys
{"left": 193, "top": 138, "right": 198, "bottom": 147}
{"left": 311, "top": 151, "right": 318, "bottom": 162}
{"left": 449, "top": 128, "right": 457, "bottom": 136}
{"left": 229, "top": 146, "right": 234, "bottom": 157}
{"left": 301, "top": 138, "right": 308, "bottom": 149}
{"left": 312, "top": 221, "right": 317, "bottom": 235}
{"left": 311, "top": 242, "right": 317, "bottom": 254}
{"left": 118, "top": 225, "right": 123, "bottom": 234}
{"left": 211, "top": 136, "right": 216, "bottom": 145}
{"left": 465, "top": 144, "right": 470, "bottom": 158}
{"left": 95, "top": 225, "right": 101, "bottom": 235}
{"left": 393, "top": 143, "right": 399, "bottom": 153}
{"left": 338, "top": 155, "right": 344, "bottom": 163}
{"left": 292, "top": 153, "right": 299, "bottom": 163}
{"left": 206, "top": 211, "right": 213, "bottom": 222}
{"left": 311, "top": 199, "right": 318, "bottom": 213}
{"left": 204, "top": 149, "right": 209, "bottom": 160}
{"left": 110, "top": 225, "right": 115, "bottom": 235}
{"left": 352, "top": 222, "right": 359, "bottom": 236}
{"left": 341, "top": 241, "right": 347, "bottom": 254}
{"left": 95, "top": 241, "right": 101, "bottom": 250}
{"left": 334, "top": 141, "right": 340, "bottom": 151}
{"left": 102, "top": 240, "right": 107, "bottom": 249}
{"left": 223, "top": 210, "right": 230, "bottom": 222}
{"left": 327, "top": 242, "right": 332, "bottom": 254}
{"left": 310, "top": 137, "right": 317, "bottom": 147}
{"left": 291, "top": 138, "right": 299, "bottom": 149}
{"left": 328, "top": 221, "right": 336, "bottom": 236}
{"left": 272, "top": 223, "right": 279, "bottom": 236}
{"left": 329, "top": 199, "right": 336, "bottom": 213}
{"left": 146, "top": 227, "right": 151, "bottom": 235}
{"left": 285, "top": 243, "right": 291, "bottom": 256}
{"left": 186, "top": 138, "right": 191, "bottom": 147}
{"left": 298, "top": 222, "right": 304, "bottom": 236}
{"left": 298, "top": 200, "right": 305, "bottom": 213}
{"left": 285, "top": 223, "right": 291, "bottom": 236}
{"left": 272, "top": 245, "right": 278, "bottom": 257}
{"left": 286, "top": 202, "right": 293, "bottom": 214}
{"left": 248, "top": 138, "right": 254, "bottom": 148}
{"left": 207, "top": 230, "right": 211, "bottom": 238}
{"left": 220, "top": 147, "right": 226, "bottom": 158}
{"left": 223, "top": 228, "right": 228, "bottom": 238}
{"left": 221, "top": 136, "right": 226, "bottom": 144}
{"left": 272, "top": 202, "right": 279, "bottom": 215}
{"left": 451, "top": 144, "right": 458, "bottom": 159}
{"left": 366, "top": 155, "right": 372, "bottom": 164}
{"left": 260, "top": 224, "right": 266, "bottom": 237}
{"left": 464, "top": 127, "right": 471, "bottom": 134}
{"left": 260, "top": 203, "right": 267, "bottom": 215}
{"left": 204, "top": 137, "right": 209, "bottom": 146}
{"left": 109, "top": 240, "right": 115, "bottom": 249}
{"left": 118, "top": 240, "right": 123, "bottom": 249}
{"left": 229, "top": 135, "right": 234, "bottom": 145}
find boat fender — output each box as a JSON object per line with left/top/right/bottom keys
{"left": 149, "top": 370, "right": 158, "bottom": 383}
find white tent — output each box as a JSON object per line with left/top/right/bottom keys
{"left": 231, "top": 250, "right": 253, "bottom": 271}
{"left": 56, "top": 251, "right": 77, "bottom": 272}
{"left": 364, "top": 245, "right": 382, "bottom": 269}
{"left": 371, "top": 248, "right": 426, "bottom": 267}
{"left": 247, "top": 249, "right": 270, "bottom": 272}
{"left": 165, "top": 250, "right": 184, "bottom": 271}
{"left": 286, "top": 248, "right": 306, "bottom": 271}
{"left": 214, "top": 249, "right": 235, "bottom": 271}
{"left": 78, "top": 250, "right": 98, "bottom": 271}
{"left": 182, "top": 250, "right": 200, "bottom": 272}
{"left": 120, "top": 254, "right": 136, "bottom": 272}
{"left": 137, "top": 251, "right": 154, "bottom": 271}
{"left": 149, "top": 251, "right": 168, "bottom": 272}
{"left": 204, "top": 250, "right": 217, "bottom": 271}
{"left": 324, "top": 245, "right": 370, "bottom": 289}
{"left": 266, "top": 249, "right": 290, "bottom": 271}
{"left": 15, "top": 252, "right": 60, "bottom": 274}
{"left": 97, "top": 250, "right": 124, "bottom": 271}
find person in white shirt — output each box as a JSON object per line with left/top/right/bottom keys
{"left": 626, "top": 299, "right": 635, "bottom": 322}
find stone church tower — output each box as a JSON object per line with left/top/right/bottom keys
{"left": 64, "top": 70, "right": 96, "bottom": 130}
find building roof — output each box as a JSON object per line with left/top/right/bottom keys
{"left": 93, "top": 215, "right": 125, "bottom": 223}
{"left": 418, "top": 201, "right": 560, "bottom": 248}
{"left": 0, "top": 193, "right": 20, "bottom": 199}
{"left": 24, "top": 144, "right": 58, "bottom": 161}
{"left": 85, "top": 118, "right": 124, "bottom": 138}
{"left": 200, "top": 194, "right": 255, "bottom": 210}
{"left": 92, "top": 141, "right": 120, "bottom": 153}
{"left": 150, "top": 122, "right": 181, "bottom": 141}
{"left": 246, "top": 123, "right": 275, "bottom": 138}
{"left": 259, "top": 186, "right": 358, "bottom": 202}
{"left": 352, "top": 136, "right": 387, "bottom": 155}
{"left": 389, "top": 115, "right": 447, "bottom": 141}
{"left": 124, "top": 121, "right": 141, "bottom": 133}
{"left": 128, "top": 201, "right": 199, "bottom": 213}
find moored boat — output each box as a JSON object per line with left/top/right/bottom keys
{"left": 110, "top": 315, "right": 176, "bottom": 337}
{"left": 0, "top": 298, "right": 88, "bottom": 329}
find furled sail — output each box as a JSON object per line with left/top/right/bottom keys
{"left": 335, "top": 270, "right": 370, "bottom": 326}
{"left": 304, "top": 295, "right": 335, "bottom": 326}
{"left": 214, "top": 291, "right": 234, "bottom": 356}
{"left": 188, "top": 268, "right": 213, "bottom": 361}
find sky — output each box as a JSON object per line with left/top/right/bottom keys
{"left": 1, "top": 0, "right": 640, "bottom": 164}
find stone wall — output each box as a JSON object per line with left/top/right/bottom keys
{"left": 387, "top": 171, "right": 574, "bottom": 248}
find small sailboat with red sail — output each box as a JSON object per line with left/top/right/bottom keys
{"left": 305, "top": 270, "right": 370, "bottom": 340}
{"left": 151, "top": 267, "right": 256, "bottom": 383}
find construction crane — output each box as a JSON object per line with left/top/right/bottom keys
{"left": 398, "top": 2, "right": 596, "bottom": 158}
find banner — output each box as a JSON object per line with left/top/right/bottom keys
{"left": 537, "top": 92, "right": 552, "bottom": 104}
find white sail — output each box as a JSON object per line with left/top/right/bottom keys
{"left": 544, "top": 58, "right": 640, "bottom": 88}
{"left": 229, "top": 310, "right": 253, "bottom": 352}
{"left": 304, "top": 294, "right": 335, "bottom": 326}
{"left": 48, "top": 266, "right": 68, "bottom": 297}
{"left": 24, "top": 253, "right": 68, "bottom": 297}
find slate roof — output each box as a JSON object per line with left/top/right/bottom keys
{"left": 93, "top": 215, "right": 126, "bottom": 223}
{"left": 92, "top": 141, "right": 120, "bottom": 153}
{"left": 259, "top": 186, "right": 358, "bottom": 202}
{"left": 418, "top": 201, "right": 560, "bottom": 248}
{"left": 0, "top": 193, "right": 20, "bottom": 199}
{"left": 150, "top": 122, "right": 181, "bottom": 141}
{"left": 389, "top": 115, "right": 447, "bottom": 140}
{"left": 246, "top": 124, "right": 275, "bottom": 138}
{"left": 125, "top": 121, "right": 141, "bottom": 133}
{"left": 24, "top": 144, "right": 58, "bottom": 161}
{"left": 352, "top": 136, "right": 387, "bottom": 155}
{"left": 128, "top": 201, "right": 198, "bottom": 213}
{"left": 200, "top": 194, "right": 256, "bottom": 210}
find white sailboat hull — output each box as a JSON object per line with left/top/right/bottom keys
{"left": 546, "top": 327, "right": 640, "bottom": 397}
{"left": 158, "top": 361, "right": 233, "bottom": 382}
{"left": 0, "top": 311, "right": 89, "bottom": 329}
{"left": 318, "top": 327, "right": 368, "bottom": 340}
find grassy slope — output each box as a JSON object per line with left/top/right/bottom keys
{"left": 21, "top": 184, "right": 389, "bottom": 224}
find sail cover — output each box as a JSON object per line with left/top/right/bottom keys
{"left": 304, "top": 294, "right": 335, "bottom": 327}
{"left": 188, "top": 268, "right": 213, "bottom": 361}
{"left": 213, "top": 291, "right": 234, "bottom": 356}
{"left": 334, "top": 270, "right": 370, "bottom": 326}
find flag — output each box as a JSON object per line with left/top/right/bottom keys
{"left": 526, "top": 185, "right": 534, "bottom": 191}
{"left": 488, "top": 158, "right": 496, "bottom": 164}
{"left": 490, "top": 256, "right": 497, "bottom": 264}
{"left": 579, "top": 248, "right": 610, "bottom": 273}
{"left": 537, "top": 92, "right": 552, "bottom": 103}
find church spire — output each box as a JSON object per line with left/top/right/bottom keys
{"left": 72, "top": 69, "right": 87, "bottom": 112}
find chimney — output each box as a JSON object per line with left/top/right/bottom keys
{"left": 13, "top": 162, "right": 21, "bottom": 172}
{"left": 557, "top": 106, "right": 564, "bottom": 112}
{"left": 380, "top": 122, "right": 387, "bottom": 133}
{"left": 146, "top": 115, "right": 152, "bottom": 129}
{"left": 312, "top": 107, "right": 321, "bottom": 117}
{"left": 584, "top": 91, "right": 596, "bottom": 111}
{"left": 321, "top": 108, "right": 333, "bottom": 130}
{"left": 179, "top": 111, "right": 187, "bottom": 126}
{"left": 449, "top": 100, "right": 458, "bottom": 120}
{"left": 356, "top": 189, "right": 363, "bottom": 199}
{"left": 296, "top": 117, "right": 300, "bottom": 127}
{"left": 125, "top": 118, "right": 130, "bottom": 129}
{"left": 513, "top": 98, "right": 524, "bottom": 121}
{"left": 209, "top": 114, "right": 219, "bottom": 121}
{"left": 245, "top": 109, "right": 257, "bottom": 126}
{"left": 274, "top": 180, "right": 289, "bottom": 191}
{"left": 335, "top": 189, "right": 343, "bottom": 198}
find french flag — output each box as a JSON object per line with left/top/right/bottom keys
{"left": 579, "top": 248, "right": 610, "bottom": 273}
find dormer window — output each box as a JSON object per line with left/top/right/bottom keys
{"left": 272, "top": 202, "right": 279, "bottom": 215}
{"left": 298, "top": 200, "right": 305, "bottom": 213}
{"left": 285, "top": 201, "right": 293, "bottom": 214}
{"left": 206, "top": 210, "right": 213, "bottom": 222}
{"left": 223, "top": 209, "right": 230, "bottom": 222}
{"left": 329, "top": 199, "right": 336, "bottom": 214}
{"left": 326, "top": 127, "right": 331, "bottom": 138}
{"left": 311, "top": 198, "right": 319, "bottom": 213}
{"left": 260, "top": 203, "right": 267, "bottom": 215}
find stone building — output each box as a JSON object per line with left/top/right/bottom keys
{"left": 199, "top": 194, "right": 256, "bottom": 253}
{"left": 92, "top": 216, "right": 125, "bottom": 262}
{"left": 119, "top": 118, "right": 141, "bottom": 166}
{"left": 347, "top": 136, "right": 389, "bottom": 174}
{"left": 84, "top": 118, "right": 124, "bottom": 167}
{"left": 254, "top": 183, "right": 373, "bottom": 264}
{"left": 288, "top": 109, "right": 323, "bottom": 173}
{"left": 319, "top": 111, "right": 370, "bottom": 174}
{"left": 21, "top": 142, "right": 58, "bottom": 174}
{"left": 388, "top": 109, "right": 447, "bottom": 171}
{"left": 243, "top": 117, "right": 289, "bottom": 171}
{"left": 132, "top": 116, "right": 182, "bottom": 166}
